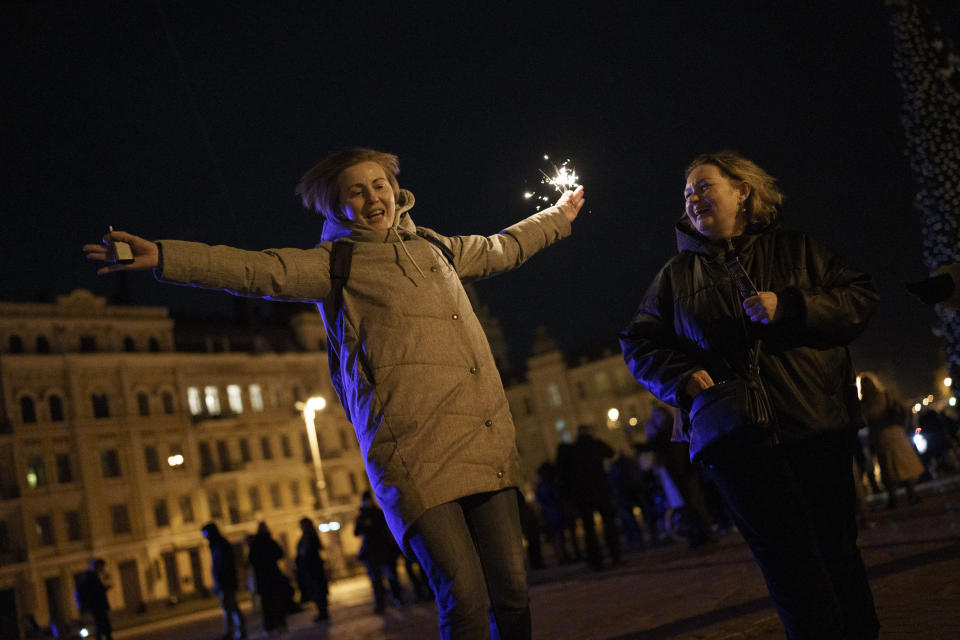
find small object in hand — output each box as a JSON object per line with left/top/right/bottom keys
{"left": 107, "top": 226, "right": 134, "bottom": 264}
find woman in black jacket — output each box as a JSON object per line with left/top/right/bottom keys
{"left": 620, "top": 151, "right": 880, "bottom": 640}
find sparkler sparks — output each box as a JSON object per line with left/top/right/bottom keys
{"left": 523, "top": 155, "right": 581, "bottom": 211}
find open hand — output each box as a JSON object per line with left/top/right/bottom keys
{"left": 83, "top": 230, "right": 160, "bottom": 275}
{"left": 555, "top": 185, "right": 585, "bottom": 222}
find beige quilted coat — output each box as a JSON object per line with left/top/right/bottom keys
{"left": 156, "top": 190, "right": 572, "bottom": 547}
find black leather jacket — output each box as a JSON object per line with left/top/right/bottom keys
{"left": 620, "top": 219, "right": 879, "bottom": 445}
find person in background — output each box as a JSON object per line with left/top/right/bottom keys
{"left": 354, "top": 491, "right": 405, "bottom": 613}
{"left": 84, "top": 147, "right": 584, "bottom": 640}
{"left": 247, "top": 522, "right": 291, "bottom": 637}
{"left": 202, "top": 522, "right": 247, "bottom": 640}
{"left": 295, "top": 517, "right": 330, "bottom": 623}
{"left": 620, "top": 151, "right": 879, "bottom": 638}
{"left": 75, "top": 558, "right": 112, "bottom": 640}
{"left": 858, "top": 372, "right": 924, "bottom": 509}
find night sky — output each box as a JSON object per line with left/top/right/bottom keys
{"left": 4, "top": 2, "right": 959, "bottom": 398}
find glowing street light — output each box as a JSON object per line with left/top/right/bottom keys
{"left": 299, "top": 396, "right": 330, "bottom": 509}
{"left": 167, "top": 454, "right": 184, "bottom": 468}
{"left": 945, "top": 377, "right": 953, "bottom": 388}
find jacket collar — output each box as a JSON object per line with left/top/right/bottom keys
{"left": 675, "top": 218, "right": 772, "bottom": 259}
{"left": 319, "top": 189, "right": 417, "bottom": 243}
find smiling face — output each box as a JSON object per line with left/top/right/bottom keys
{"left": 337, "top": 161, "right": 397, "bottom": 230}
{"left": 683, "top": 163, "right": 749, "bottom": 239}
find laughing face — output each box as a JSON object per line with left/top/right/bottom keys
{"left": 337, "top": 161, "right": 397, "bottom": 230}
{"left": 683, "top": 163, "right": 749, "bottom": 239}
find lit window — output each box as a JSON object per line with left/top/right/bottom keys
{"left": 204, "top": 386, "right": 221, "bottom": 416}
{"left": 26, "top": 456, "right": 46, "bottom": 488}
{"left": 227, "top": 385, "right": 243, "bottom": 414}
{"left": 249, "top": 385, "right": 264, "bottom": 412}
{"left": 187, "top": 387, "right": 203, "bottom": 416}
{"left": 546, "top": 384, "right": 562, "bottom": 408}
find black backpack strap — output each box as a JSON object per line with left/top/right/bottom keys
{"left": 415, "top": 228, "right": 456, "bottom": 267}
{"left": 324, "top": 240, "right": 354, "bottom": 407}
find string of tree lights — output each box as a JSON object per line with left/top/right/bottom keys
{"left": 888, "top": 0, "right": 960, "bottom": 378}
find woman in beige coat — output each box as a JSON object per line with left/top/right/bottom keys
{"left": 84, "top": 148, "right": 584, "bottom": 640}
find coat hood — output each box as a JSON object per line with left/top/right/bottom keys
{"left": 675, "top": 217, "right": 773, "bottom": 259}
{"left": 319, "top": 189, "right": 417, "bottom": 243}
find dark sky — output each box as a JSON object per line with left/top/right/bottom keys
{"left": 4, "top": 1, "right": 958, "bottom": 398}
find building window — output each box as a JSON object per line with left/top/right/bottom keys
{"left": 179, "top": 495, "right": 195, "bottom": 523}
{"left": 226, "top": 490, "right": 240, "bottom": 524}
{"left": 594, "top": 371, "right": 611, "bottom": 394}
{"left": 239, "top": 438, "right": 252, "bottom": 463}
{"left": 338, "top": 429, "right": 349, "bottom": 451}
{"left": 144, "top": 446, "right": 160, "bottom": 473}
{"left": 123, "top": 336, "right": 136, "bottom": 352}
{"left": 91, "top": 394, "right": 110, "bottom": 419}
{"left": 281, "top": 435, "right": 293, "bottom": 458}
{"left": 20, "top": 396, "right": 37, "bottom": 424}
{"left": 198, "top": 442, "right": 215, "bottom": 476}
{"left": 65, "top": 511, "right": 82, "bottom": 541}
{"left": 9, "top": 335, "right": 24, "bottom": 353}
{"left": 249, "top": 384, "right": 264, "bottom": 412}
{"left": 36, "top": 515, "right": 55, "bottom": 546}
{"left": 148, "top": 337, "right": 160, "bottom": 352}
{"left": 204, "top": 386, "right": 221, "bottom": 416}
{"left": 269, "top": 483, "right": 282, "bottom": 508}
{"left": 154, "top": 499, "right": 170, "bottom": 527}
{"left": 300, "top": 434, "right": 312, "bottom": 463}
{"left": 110, "top": 504, "right": 131, "bottom": 534}
{"left": 290, "top": 480, "right": 301, "bottom": 506}
{"left": 293, "top": 386, "right": 304, "bottom": 403}
{"left": 137, "top": 392, "right": 150, "bottom": 416}
{"left": 227, "top": 385, "right": 243, "bottom": 414}
{"left": 161, "top": 391, "right": 175, "bottom": 415}
{"left": 26, "top": 456, "right": 47, "bottom": 488}
{"left": 546, "top": 384, "right": 562, "bottom": 408}
{"left": 216, "top": 441, "right": 232, "bottom": 472}
{"left": 576, "top": 380, "right": 588, "bottom": 399}
{"left": 207, "top": 492, "right": 223, "bottom": 519}
{"left": 80, "top": 335, "right": 96, "bottom": 352}
{"left": 260, "top": 437, "right": 273, "bottom": 460}
{"left": 349, "top": 472, "right": 360, "bottom": 495}
{"left": 49, "top": 395, "right": 64, "bottom": 422}
{"left": 36, "top": 336, "right": 50, "bottom": 353}
{"left": 55, "top": 453, "right": 73, "bottom": 483}
{"left": 187, "top": 387, "right": 203, "bottom": 416}
{"left": 248, "top": 486, "right": 262, "bottom": 512}
{"left": 100, "top": 449, "right": 122, "bottom": 478}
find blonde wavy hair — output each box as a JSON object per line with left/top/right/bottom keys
{"left": 686, "top": 151, "right": 784, "bottom": 229}
{"left": 295, "top": 148, "right": 401, "bottom": 220}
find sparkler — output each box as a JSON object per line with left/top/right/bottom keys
{"left": 523, "top": 154, "right": 581, "bottom": 211}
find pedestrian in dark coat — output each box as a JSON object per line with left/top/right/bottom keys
{"left": 248, "top": 522, "right": 292, "bottom": 636}
{"left": 203, "top": 522, "right": 246, "bottom": 640}
{"left": 621, "top": 151, "right": 880, "bottom": 639}
{"left": 354, "top": 491, "right": 404, "bottom": 613}
{"left": 75, "top": 558, "right": 112, "bottom": 640}
{"left": 295, "top": 517, "right": 329, "bottom": 622}
{"left": 560, "top": 424, "right": 620, "bottom": 570}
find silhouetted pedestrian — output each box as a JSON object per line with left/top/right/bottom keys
{"left": 354, "top": 491, "right": 404, "bottom": 613}
{"left": 74, "top": 558, "right": 112, "bottom": 640}
{"left": 202, "top": 523, "right": 247, "bottom": 640}
{"left": 295, "top": 517, "right": 330, "bottom": 623}
{"left": 248, "top": 523, "right": 292, "bottom": 636}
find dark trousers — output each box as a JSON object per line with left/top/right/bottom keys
{"left": 575, "top": 499, "right": 620, "bottom": 569}
{"left": 408, "top": 488, "right": 530, "bottom": 640}
{"left": 91, "top": 610, "right": 112, "bottom": 640}
{"left": 701, "top": 430, "right": 879, "bottom": 640}
{"left": 219, "top": 589, "right": 246, "bottom": 637}
{"left": 364, "top": 559, "right": 403, "bottom": 612}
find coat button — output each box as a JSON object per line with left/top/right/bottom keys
{"left": 469, "top": 367, "right": 477, "bottom": 374}
{"left": 496, "top": 471, "right": 503, "bottom": 478}
{"left": 452, "top": 313, "right": 459, "bottom": 320}
{"left": 430, "top": 266, "right": 438, "bottom": 272}
{"left": 485, "top": 420, "right": 493, "bottom": 427}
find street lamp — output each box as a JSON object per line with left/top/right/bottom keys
{"left": 299, "top": 396, "right": 330, "bottom": 510}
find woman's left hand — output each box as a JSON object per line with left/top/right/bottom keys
{"left": 743, "top": 292, "right": 782, "bottom": 324}
{"left": 555, "top": 185, "right": 585, "bottom": 222}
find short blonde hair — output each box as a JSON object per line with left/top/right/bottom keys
{"left": 686, "top": 151, "right": 783, "bottom": 228}
{"left": 295, "top": 148, "right": 400, "bottom": 219}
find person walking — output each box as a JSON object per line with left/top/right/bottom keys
{"left": 74, "top": 558, "right": 112, "bottom": 640}
{"left": 84, "top": 147, "right": 584, "bottom": 639}
{"left": 620, "top": 151, "right": 880, "bottom": 639}
{"left": 202, "top": 523, "right": 247, "bottom": 640}
{"left": 295, "top": 517, "right": 330, "bottom": 623}
{"left": 354, "top": 491, "right": 405, "bottom": 613}
{"left": 247, "top": 523, "right": 292, "bottom": 637}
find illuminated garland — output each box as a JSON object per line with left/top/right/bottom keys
{"left": 888, "top": 0, "right": 960, "bottom": 377}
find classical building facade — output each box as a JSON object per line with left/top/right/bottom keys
{"left": 0, "top": 290, "right": 366, "bottom": 632}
